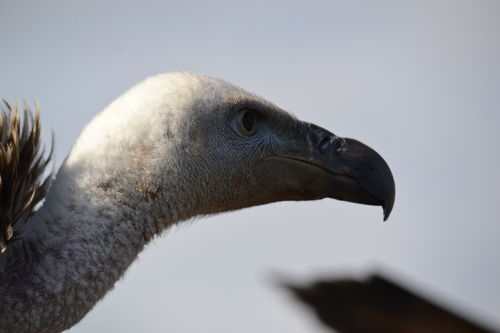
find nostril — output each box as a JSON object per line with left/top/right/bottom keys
{"left": 319, "top": 136, "right": 344, "bottom": 157}
{"left": 331, "top": 137, "right": 344, "bottom": 158}
{"left": 319, "top": 137, "right": 331, "bottom": 154}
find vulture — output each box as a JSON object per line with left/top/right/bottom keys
{"left": 0, "top": 72, "right": 395, "bottom": 333}
{"left": 284, "top": 274, "right": 495, "bottom": 333}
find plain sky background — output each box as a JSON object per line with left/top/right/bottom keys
{"left": 1, "top": 1, "right": 500, "bottom": 332}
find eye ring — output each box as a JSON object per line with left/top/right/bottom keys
{"left": 236, "top": 110, "right": 256, "bottom": 136}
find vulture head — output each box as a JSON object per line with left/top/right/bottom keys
{"left": 0, "top": 72, "right": 395, "bottom": 333}
{"left": 64, "top": 72, "right": 394, "bottom": 225}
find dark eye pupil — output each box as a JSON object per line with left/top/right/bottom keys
{"left": 242, "top": 112, "right": 254, "bottom": 132}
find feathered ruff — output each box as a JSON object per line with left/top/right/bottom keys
{"left": 0, "top": 101, "right": 53, "bottom": 256}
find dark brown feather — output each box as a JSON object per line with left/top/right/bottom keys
{"left": 0, "top": 101, "right": 53, "bottom": 255}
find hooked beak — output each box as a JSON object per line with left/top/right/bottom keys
{"left": 264, "top": 122, "right": 395, "bottom": 221}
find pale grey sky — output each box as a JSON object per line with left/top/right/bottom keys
{"left": 1, "top": 1, "right": 500, "bottom": 332}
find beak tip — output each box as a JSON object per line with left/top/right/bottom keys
{"left": 383, "top": 207, "right": 391, "bottom": 221}
{"left": 339, "top": 138, "right": 395, "bottom": 222}
{"left": 382, "top": 193, "right": 395, "bottom": 221}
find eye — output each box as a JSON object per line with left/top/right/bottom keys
{"left": 242, "top": 112, "right": 254, "bottom": 132}
{"left": 236, "top": 110, "right": 256, "bottom": 136}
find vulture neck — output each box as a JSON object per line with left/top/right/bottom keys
{"left": 1, "top": 92, "right": 199, "bottom": 332}
{"left": 1, "top": 169, "right": 176, "bottom": 331}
